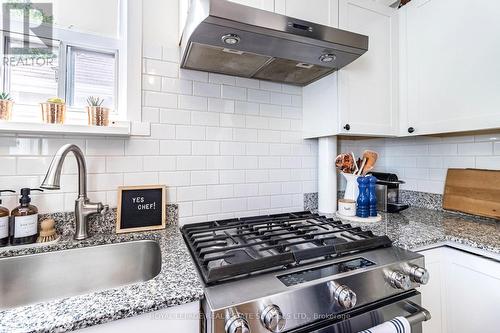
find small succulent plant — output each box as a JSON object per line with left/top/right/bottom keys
{"left": 86, "top": 96, "right": 105, "bottom": 107}
{"left": 0, "top": 92, "right": 13, "bottom": 101}
{"left": 47, "top": 97, "right": 65, "bottom": 104}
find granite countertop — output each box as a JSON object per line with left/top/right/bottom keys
{"left": 344, "top": 207, "right": 500, "bottom": 255}
{"left": 0, "top": 224, "right": 204, "bottom": 333}
{"left": 1, "top": 206, "right": 499, "bottom": 333}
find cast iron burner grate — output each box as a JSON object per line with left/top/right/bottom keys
{"left": 181, "top": 211, "right": 392, "bottom": 285}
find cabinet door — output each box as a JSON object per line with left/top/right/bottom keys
{"left": 275, "top": 0, "right": 339, "bottom": 27}
{"left": 227, "top": 0, "right": 275, "bottom": 11}
{"left": 337, "top": 0, "right": 399, "bottom": 136}
{"left": 444, "top": 248, "right": 500, "bottom": 333}
{"left": 419, "top": 248, "right": 447, "bottom": 333}
{"left": 403, "top": 0, "right": 500, "bottom": 135}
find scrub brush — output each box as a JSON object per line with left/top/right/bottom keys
{"left": 36, "top": 219, "right": 58, "bottom": 243}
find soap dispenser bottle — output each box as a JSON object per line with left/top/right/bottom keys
{"left": 0, "top": 190, "right": 15, "bottom": 247}
{"left": 10, "top": 188, "right": 43, "bottom": 246}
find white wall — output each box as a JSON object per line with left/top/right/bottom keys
{"left": 339, "top": 132, "right": 500, "bottom": 194}
{"left": 0, "top": 0, "right": 318, "bottom": 224}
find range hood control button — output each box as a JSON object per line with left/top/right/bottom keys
{"left": 260, "top": 304, "right": 286, "bottom": 332}
{"left": 225, "top": 309, "right": 250, "bottom": 333}
{"left": 387, "top": 270, "right": 412, "bottom": 290}
{"left": 408, "top": 265, "right": 430, "bottom": 285}
{"left": 329, "top": 282, "right": 357, "bottom": 309}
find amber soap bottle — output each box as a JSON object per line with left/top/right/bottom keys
{"left": 10, "top": 188, "right": 43, "bottom": 246}
{"left": 0, "top": 190, "right": 15, "bottom": 247}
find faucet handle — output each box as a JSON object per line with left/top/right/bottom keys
{"left": 101, "top": 204, "right": 109, "bottom": 214}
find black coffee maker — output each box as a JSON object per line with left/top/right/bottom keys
{"left": 369, "top": 172, "right": 409, "bottom": 213}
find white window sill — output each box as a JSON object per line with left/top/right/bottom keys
{"left": 0, "top": 120, "right": 132, "bottom": 137}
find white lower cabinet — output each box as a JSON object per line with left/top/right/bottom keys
{"left": 78, "top": 301, "right": 200, "bottom": 332}
{"left": 419, "top": 247, "right": 500, "bottom": 333}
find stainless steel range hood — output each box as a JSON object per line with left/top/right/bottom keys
{"left": 180, "top": 0, "right": 369, "bottom": 86}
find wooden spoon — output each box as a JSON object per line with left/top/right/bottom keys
{"left": 361, "top": 150, "right": 378, "bottom": 176}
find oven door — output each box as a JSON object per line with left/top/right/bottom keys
{"left": 290, "top": 291, "right": 430, "bottom": 333}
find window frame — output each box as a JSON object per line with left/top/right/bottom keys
{"left": 0, "top": 0, "right": 142, "bottom": 127}
{"left": 65, "top": 44, "right": 119, "bottom": 111}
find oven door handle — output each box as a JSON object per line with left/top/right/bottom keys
{"left": 403, "top": 301, "right": 432, "bottom": 325}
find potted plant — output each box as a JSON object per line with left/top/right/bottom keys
{"left": 0, "top": 92, "right": 14, "bottom": 121}
{"left": 41, "top": 97, "right": 66, "bottom": 124}
{"left": 86, "top": 96, "right": 109, "bottom": 126}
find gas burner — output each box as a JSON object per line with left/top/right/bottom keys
{"left": 181, "top": 211, "right": 392, "bottom": 285}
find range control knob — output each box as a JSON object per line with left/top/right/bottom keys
{"left": 225, "top": 310, "right": 250, "bottom": 333}
{"left": 408, "top": 265, "right": 430, "bottom": 285}
{"left": 387, "top": 271, "right": 412, "bottom": 290}
{"left": 329, "top": 282, "right": 357, "bottom": 309}
{"left": 260, "top": 305, "right": 286, "bottom": 332}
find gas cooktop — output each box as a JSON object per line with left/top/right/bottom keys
{"left": 181, "top": 211, "right": 392, "bottom": 285}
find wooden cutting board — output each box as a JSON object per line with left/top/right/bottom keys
{"left": 443, "top": 169, "right": 500, "bottom": 219}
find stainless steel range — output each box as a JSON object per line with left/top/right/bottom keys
{"left": 181, "top": 211, "right": 431, "bottom": 333}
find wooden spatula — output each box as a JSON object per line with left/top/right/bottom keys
{"left": 361, "top": 150, "right": 378, "bottom": 176}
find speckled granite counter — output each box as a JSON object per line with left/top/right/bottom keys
{"left": 341, "top": 207, "right": 500, "bottom": 256}
{"left": 0, "top": 225, "right": 204, "bottom": 333}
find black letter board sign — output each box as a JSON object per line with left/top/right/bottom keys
{"left": 116, "top": 185, "right": 166, "bottom": 233}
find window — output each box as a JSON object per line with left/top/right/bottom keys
{"left": 5, "top": 38, "right": 60, "bottom": 106}
{"left": 66, "top": 46, "right": 117, "bottom": 109}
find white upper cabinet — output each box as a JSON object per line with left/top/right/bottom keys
{"left": 275, "top": 0, "right": 339, "bottom": 27}
{"left": 337, "top": 0, "right": 399, "bottom": 136}
{"left": 303, "top": 0, "right": 399, "bottom": 138}
{"left": 400, "top": 0, "right": 500, "bottom": 136}
{"left": 227, "top": 0, "right": 275, "bottom": 11}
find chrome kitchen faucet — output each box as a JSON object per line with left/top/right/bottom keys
{"left": 41, "top": 144, "right": 108, "bottom": 240}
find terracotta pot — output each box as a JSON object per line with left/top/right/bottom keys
{"left": 41, "top": 103, "right": 66, "bottom": 124}
{"left": 0, "top": 100, "right": 13, "bottom": 121}
{"left": 86, "top": 106, "right": 110, "bottom": 126}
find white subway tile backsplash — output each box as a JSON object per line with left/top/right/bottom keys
{"left": 192, "top": 141, "right": 220, "bottom": 155}
{"left": 176, "top": 125, "right": 206, "bottom": 140}
{"left": 143, "top": 75, "right": 161, "bottom": 91}
{"left": 206, "top": 184, "right": 233, "bottom": 199}
{"left": 221, "top": 198, "right": 247, "bottom": 212}
{"left": 144, "top": 59, "right": 178, "bottom": 77}
{"left": 270, "top": 92, "right": 292, "bottom": 106}
{"left": 160, "top": 140, "right": 192, "bottom": 155}
{"left": 259, "top": 81, "right": 282, "bottom": 92}
{"left": 258, "top": 156, "right": 281, "bottom": 169}
{"left": 209, "top": 73, "right": 236, "bottom": 85}
{"left": 151, "top": 124, "right": 176, "bottom": 139}
{"left": 106, "top": 157, "right": 143, "bottom": 173}
{"left": 193, "top": 200, "right": 221, "bottom": 215}
{"left": 220, "top": 170, "right": 246, "bottom": 184}
{"left": 159, "top": 171, "right": 191, "bottom": 187}
{"left": 245, "top": 116, "right": 269, "bottom": 129}
{"left": 178, "top": 95, "right": 207, "bottom": 111}
{"left": 161, "top": 77, "right": 193, "bottom": 94}
{"left": 234, "top": 184, "right": 258, "bottom": 197}
{"left": 206, "top": 127, "right": 233, "bottom": 141}
{"left": 177, "top": 186, "right": 207, "bottom": 202}
{"left": 179, "top": 69, "right": 208, "bottom": 82}
{"left": 258, "top": 183, "right": 281, "bottom": 195}
{"left": 246, "top": 170, "right": 269, "bottom": 183}
{"left": 88, "top": 174, "right": 123, "bottom": 191}
{"left": 234, "top": 156, "right": 258, "bottom": 169}
{"left": 86, "top": 139, "right": 125, "bottom": 156}
{"left": 0, "top": 157, "right": 16, "bottom": 175}
{"left": 248, "top": 89, "right": 270, "bottom": 103}
{"left": 220, "top": 113, "right": 245, "bottom": 128}
{"left": 143, "top": 156, "right": 176, "bottom": 171}
{"left": 246, "top": 143, "right": 269, "bottom": 156}
{"left": 191, "top": 111, "right": 220, "bottom": 126}
{"left": 208, "top": 98, "right": 234, "bottom": 113}
{"left": 257, "top": 130, "right": 281, "bottom": 143}
{"left": 235, "top": 101, "right": 259, "bottom": 115}
{"left": 247, "top": 196, "right": 270, "bottom": 210}
{"left": 124, "top": 172, "right": 159, "bottom": 186}
{"left": 260, "top": 104, "right": 282, "bottom": 118}
{"left": 476, "top": 156, "right": 500, "bottom": 170}
{"left": 193, "top": 82, "right": 221, "bottom": 98}
{"left": 235, "top": 77, "right": 260, "bottom": 89}
{"left": 457, "top": 142, "right": 493, "bottom": 156}
{"left": 233, "top": 128, "right": 258, "bottom": 142}
{"left": 160, "top": 109, "right": 191, "bottom": 125}
{"left": 222, "top": 85, "right": 247, "bottom": 101}
{"left": 206, "top": 156, "right": 234, "bottom": 170}
{"left": 144, "top": 91, "right": 177, "bottom": 108}
{"left": 125, "top": 140, "right": 160, "bottom": 156}
{"left": 220, "top": 142, "right": 246, "bottom": 155}
{"left": 177, "top": 156, "right": 206, "bottom": 170}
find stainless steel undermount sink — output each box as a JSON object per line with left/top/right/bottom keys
{"left": 0, "top": 240, "right": 162, "bottom": 310}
